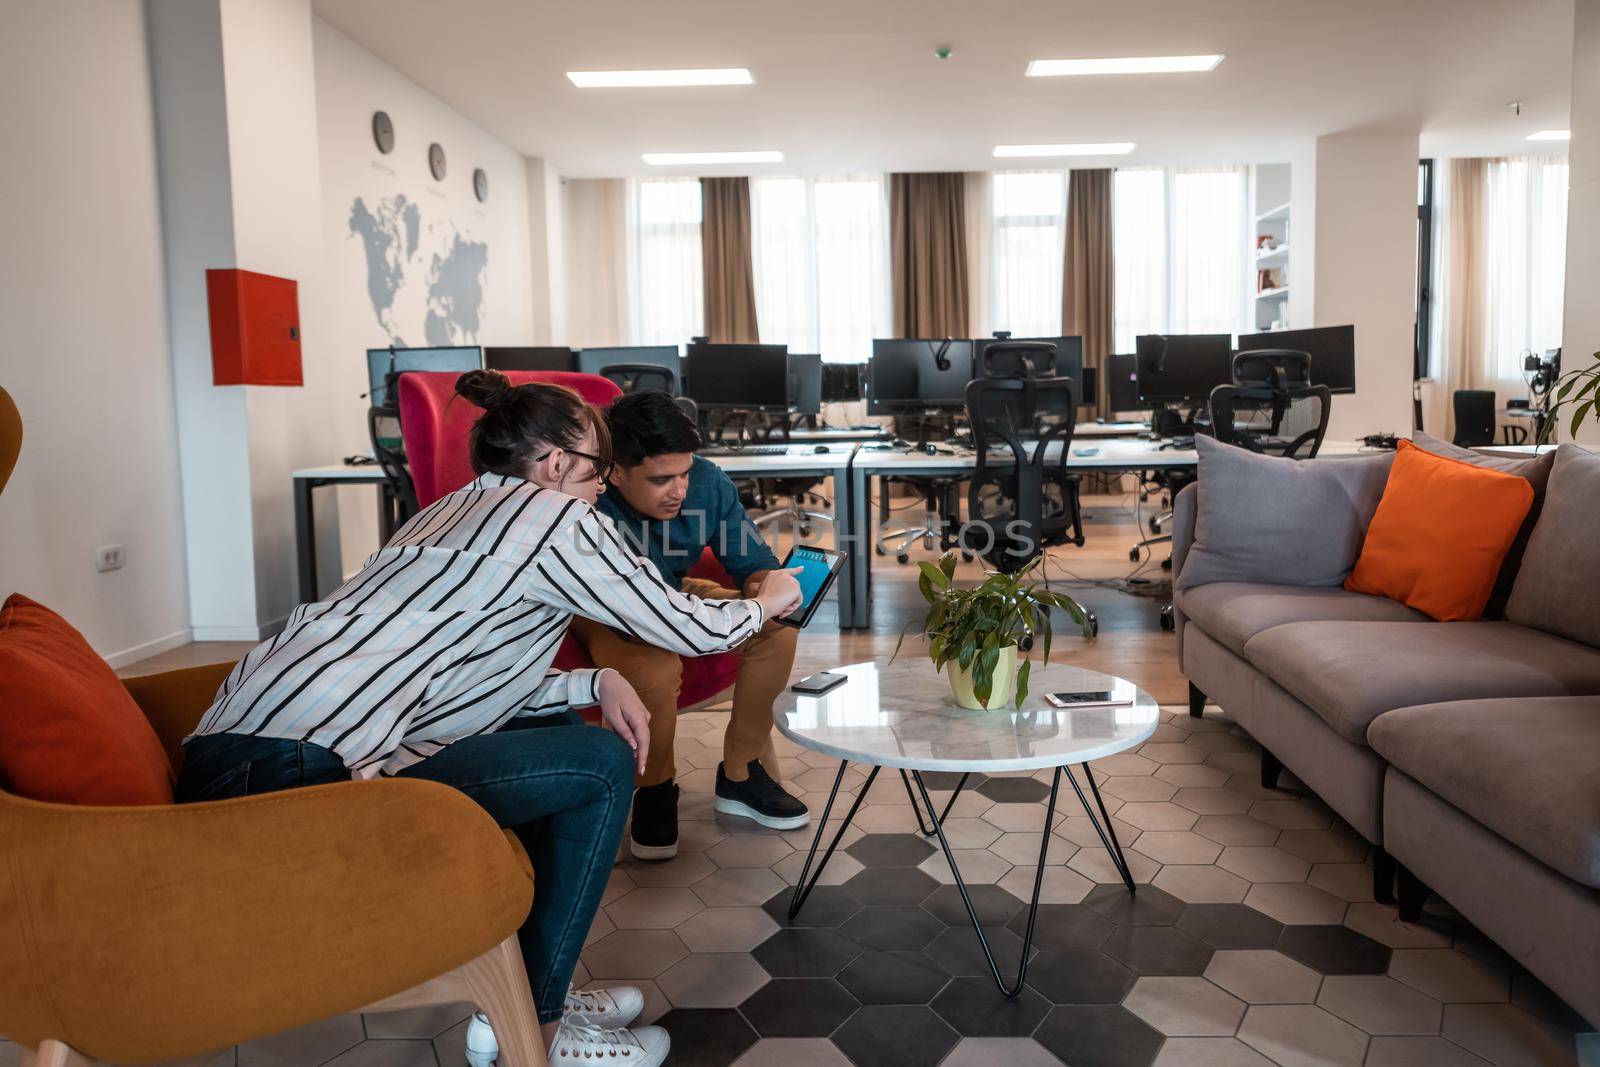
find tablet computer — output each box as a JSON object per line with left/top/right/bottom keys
{"left": 773, "top": 545, "right": 846, "bottom": 628}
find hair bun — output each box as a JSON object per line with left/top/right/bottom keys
{"left": 455, "top": 369, "right": 513, "bottom": 410}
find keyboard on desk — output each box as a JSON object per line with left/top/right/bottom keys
{"left": 700, "top": 444, "right": 792, "bottom": 456}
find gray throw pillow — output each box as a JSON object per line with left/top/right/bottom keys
{"left": 1176, "top": 436, "right": 1395, "bottom": 591}
{"left": 1505, "top": 445, "right": 1600, "bottom": 648}
{"left": 1412, "top": 433, "right": 1556, "bottom": 618}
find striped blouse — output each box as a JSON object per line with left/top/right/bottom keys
{"left": 190, "top": 473, "right": 765, "bottom": 778}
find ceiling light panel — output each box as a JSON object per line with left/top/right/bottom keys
{"left": 994, "top": 143, "right": 1137, "bottom": 158}
{"left": 643, "top": 150, "right": 784, "bottom": 165}
{"left": 567, "top": 68, "right": 753, "bottom": 88}
{"left": 1526, "top": 129, "right": 1571, "bottom": 141}
{"left": 1026, "top": 55, "right": 1223, "bottom": 77}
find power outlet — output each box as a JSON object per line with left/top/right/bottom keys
{"left": 95, "top": 544, "right": 126, "bottom": 573}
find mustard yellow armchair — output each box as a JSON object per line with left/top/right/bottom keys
{"left": 1, "top": 662, "right": 547, "bottom": 1067}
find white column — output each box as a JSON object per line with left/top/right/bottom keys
{"left": 1564, "top": 0, "right": 1600, "bottom": 445}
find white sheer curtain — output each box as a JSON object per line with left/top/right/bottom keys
{"left": 627, "top": 178, "right": 703, "bottom": 350}
{"left": 1484, "top": 156, "right": 1568, "bottom": 380}
{"left": 990, "top": 170, "right": 1067, "bottom": 337}
{"left": 1111, "top": 165, "right": 1248, "bottom": 352}
{"left": 751, "top": 175, "right": 889, "bottom": 361}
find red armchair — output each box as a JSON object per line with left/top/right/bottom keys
{"left": 395, "top": 371, "right": 742, "bottom": 712}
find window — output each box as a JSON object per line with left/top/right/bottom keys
{"left": 1483, "top": 156, "right": 1567, "bottom": 379}
{"left": 991, "top": 171, "right": 1067, "bottom": 337}
{"left": 751, "top": 176, "right": 888, "bottom": 361}
{"left": 627, "top": 178, "right": 703, "bottom": 349}
{"left": 1112, "top": 166, "right": 1249, "bottom": 352}
{"left": 1416, "top": 159, "right": 1435, "bottom": 379}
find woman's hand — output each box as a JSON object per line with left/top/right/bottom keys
{"left": 754, "top": 567, "right": 805, "bottom": 622}
{"left": 596, "top": 670, "right": 650, "bottom": 775}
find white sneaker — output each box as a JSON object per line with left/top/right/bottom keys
{"left": 565, "top": 984, "right": 645, "bottom": 1028}
{"left": 465, "top": 1011, "right": 498, "bottom": 1067}
{"left": 548, "top": 1020, "right": 670, "bottom": 1067}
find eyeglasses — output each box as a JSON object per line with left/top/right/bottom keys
{"left": 537, "top": 446, "right": 614, "bottom": 483}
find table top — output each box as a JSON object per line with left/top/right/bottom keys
{"left": 1075, "top": 421, "right": 1151, "bottom": 438}
{"left": 699, "top": 445, "right": 855, "bottom": 474}
{"left": 776, "top": 661, "right": 1159, "bottom": 772}
{"left": 292, "top": 462, "right": 391, "bottom": 481}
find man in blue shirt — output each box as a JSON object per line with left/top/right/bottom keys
{"left": 574, "top": 391, "right": 808, "bottom": 859}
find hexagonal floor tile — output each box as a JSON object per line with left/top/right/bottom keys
{"left": 752, "top": 927, "right": 861, "bottom": 978}
{"left": 581, "top": 929, "right": 690, "bottom": 979}
{"left": 1176, "top": 904, "right": 1285, "bottom": 950}
{"left": 695, "top": 867, "right": 789, "bottom": 908}
{"left": 321, "top": 1039, "right": 438, "bottom": 1066}
{"left": 1317, "top": 974, "right": 1443, "bottom": 1035}
{"left": 1237, "top": 1005, "right": 1368, "bottom": 1067}
{"left": 1034, "top": 1004, "right": 1164, "bottom": 1067}
{"left": 831, "top": 1005, "right": 959, "bottom": 1067}
{"left": 1131, "top": 831, "right": 1223, "bottom": 866}
{"left": 1248, "top": 799, "right": 1333, "bottom": 830}
{"left": 921, "top": 847, "right": 1015, "bottom": 886}
{"left": 739, "top": 977, "right": 859, "bottom": 1037}
{"left": 763, "top": 885, "right": 861, "bottom": 928}
{"left": 997, "top": 863, "right": 1097, "bottom": 904}
{"left": 840, "top": 904, "right": 946, "bottom": 952}
{"left": 1191, "top": 814, "right": 1281, "bottom": 847}
{"left": 1442, "top": 1002, "right": 1580, "bottom": 1067}
{"left": 935, "top": 817, "right": 1005, "bottom": 850}
{"left": 1057, "top": 813, "right": 1144, "bottom": 849}
{"left": 844, "top": 866, "right": 939, "bottom": 905}
{"left": 1242, "top": 882, "right": 1348, "bottom": 925}
{"left": 730, "top": 1037, "right": 856, "bottom": 1067}
{"left": 845, "top": 833, "right": 938, "bottom": 868}
{"left": 1150, "top": 1037, "right": 1277, "bottom": 1066}
{"left": 1342, "top": 902, "right": 1454, "bottom": 949}
{"left": 1276, "top": 826, "right": 1369, "bottom": 864}
{"left": 708, "top": 833, "right": 795, "bottom": 869}
{"left": 1007, "top": 903, "right": 1115, "bottom": 951}
{"left": 1307, "top": 862, "right": 1378, "bottom": 903}
{"left": 1386, "top": 948, "right": 1509, "bottom": 1004}
{"left": 930, "top": 976, "right": 1051, "bottom": 1036}
{"left": 675, "top": 906, "right": 779, "bottom": 954}
{"left": 925, "top": 925, "right": 1032, "bottom": 979}
{"left": 1150, "top": 865, "right": 1251, "bottom": 905}
{"left": 836, "top": 948, "right": 951, "bottom": 1005}
{"left": 1125, "top": 975, "right": 1247, "bottom": 1036}
{"left": 984, "top": 802, "right": 1054, "bottom": 832}
{"left": 607, "top": 886, "right": 706, "bottom": 929}
{"left": 1204, "top": 949, "right": 1322, "bottom": 1004}
{"left": 923, "top": 884, "right": 1024, "bottom": 927}
{"left": 1215, "top": 846, "right": 1311, "bottom": 884}
{"left": 1169, "top": 787, "right": 1255, "bottom": 816}
{"left": 1101, "top": 925, "right": 1215, "bottom": 976}
{"left": 770, "top": 848, "right": 864, "bottom": 888}
{"left": 1117, "top": 802, "right": 1200, "bottom": 832}
{"left": 625, "top": 851, "right": 718, "bottom": 887}
{"left": 1362, "top": 1036, "right": 1494, "bottom": 1067}
{"left": 1138, "top": 742, "right": 1210, "bottom": 765}
{"left": 1069, "top": 846, "right": 1161, "bottom": 886}
{"left": 657, "top": 952, "right": 772, "bottom": 1008}
{"left": 653, "top": 1008, "right": 758, "bottom": 1067}
{"left": 1277, "top": 924, "right": 1392, "bottom": 975}
{"left": 1091, "top": 752, "right": 1161, "bottom": 777}
{"left": 988, "top": 830, "right": 1077, "bottom": 866}
{"left": 362, "top": 1004, "right": 470, "bottom": 1040}
{"left": 1154, "top": 763, "right": 1231, "bottom": 789}
{"left": 1102, "top": 776, "right": 1180, "bottom": 802}
{"left": 1083, "top": 883, "right": 1185, "bottom": 926}
{"left": 975, "top": 775, "right": 1052, "bottom": 803}
{"left": 942, "top": 1037, "right": 1072, "bottom": 1067}
{"left": 1023, "top": 948, "right": 1135, "bottom": 1004}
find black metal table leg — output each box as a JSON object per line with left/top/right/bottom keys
{"left": 911, "top": 768, "right": 1061, "bottom": 997}
{"left": 901, "top": 769, "right": 970, "bottom": 837}
{"left": 787, "top": 761, "right": 881, "bottom": 919}
{"left": 1064, "top": 762, "right": 1137, "bottom": 893}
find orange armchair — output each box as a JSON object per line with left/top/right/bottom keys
{"left": 1, "top": 662, "right": 546, "bottom": 1067}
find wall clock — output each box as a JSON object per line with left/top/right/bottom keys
{"left": 474, "top": 168, "right": 489, "bottom": 203}
{"left": 371, "top": 111, "right": 394, "bottom": 154}
{"left": 428, "top": 142, "right": 447, "bottom": 181}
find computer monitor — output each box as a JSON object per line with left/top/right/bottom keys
{"left": 365, "top": 345, "right": 483, "bottom": 408}
{"left": 976, "top": 335, "right": 1085, "bottom": 392}
{"left": 1106, "top": 353, "right": 1146, "bottom": 413}
{"left": 821, "top": 362, "right": 864, "bottom": 403}
{"left": 788, "top": 353, "right": 822, "bottom": 416}
{"left": 484, "top": 346, "right": 575, "bottom": 373}
{"left": 577, "top": 346, "right": 682, "bottom": 394}
{"left": 684, "top": 343, "right": 789, "bottom": 410}
{"left": 1236, "top": 325, "right": 1356, "bottom": 394}
{"left": 1135, "top": 334, "right": 1234, "bottom": 405}
{"left": 867, "top": 339, "right": 975, "bottom": 414}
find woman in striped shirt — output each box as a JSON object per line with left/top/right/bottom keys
{"left": 177, "top": 371, "right": 803, "bottom": 1066}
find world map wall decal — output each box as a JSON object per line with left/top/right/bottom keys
{"left": 348, "top": 193, "right": 489, "bottom": 346}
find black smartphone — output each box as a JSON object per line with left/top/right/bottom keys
{"left": 791, "top": 671, "right": 848, "bottom": 696}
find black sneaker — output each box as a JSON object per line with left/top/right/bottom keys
{"left": 630, "top": 781, "right": 679, "bottom": 860}
{"left": 715, "top": 761, "right": 810, "bottom": 830}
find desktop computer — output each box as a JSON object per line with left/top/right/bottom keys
{"left": 1106, "top": 353, "right": 1146, "bottom": 414}
{"left": 1236, "top": 325, "right": 1355, "bottom": 394}
{"left": 365, "top": 345, "right": 483, "bottom": 408}
{"left": 867, "top": 339, "right": 975, "bottom": 415}
{"left": 1134, "top": 334, "right": 1234, "bottom": 407}
{"left": 485, "top": 347, "right": 575, "bottom": 373}
{"left": 821, "top": 362, "right": 864, "bottom": 403}
{"left": 788, "top": 353, "right": 822, "bottom": 416}
{"left": 684, "top": 343, "right": 789, "bottom": 410}
{"left": 577, "top": 345, "right": 682, "bottom": 394}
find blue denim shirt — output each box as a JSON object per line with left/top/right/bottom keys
{"left": 596, "top": 455, "right": 780, "bottom": 589}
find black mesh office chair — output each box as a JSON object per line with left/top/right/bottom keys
{"left": 1452, "top": 389, "right": 1497, "bottom": 448}
{"left": 600, "top": 363, "right": 676, "bottom": 396}
{"left": 1210, "top": 350, "right": 1331, "bottom": 459}
{"left": 368, "top": 405, "right": 418, "bottom": 538}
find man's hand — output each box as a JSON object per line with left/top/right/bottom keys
{"left": 743, "top": 570, "right": 784, "bottom": 633}
{"left": 596, "top": 670, "right": 650, "bottom": 775}
{"left": 754, "top": 567, "right": 805, "bottom": 623}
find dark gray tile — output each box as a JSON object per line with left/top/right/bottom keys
{"left": 431, "top": 1019, "right": 467, "bottom": 1067}
{"left": 1101, "top": 925, "right": 1214, "bottom": 976}
{"left": 763, "top": 885, "right": 861, "bottom": 928}
{"left": 1008, "top": 904, "right": 1116, "bottom": 951}
{"left": 1277, "top": 924, "right": 1392, "bottom": 975}
{"left": 1034, "top": 1004, "right": 1164, "bottom": 1067}
{"left": 653, "top": 1008, "right": 757, "bottom": 1067}
{"left": 362, "top": 1003, "right": 472, "bottom": 1040}
{"left": 842, "top": 903, "right": 947, "bottom": 952}
{"left": 1024, "top": 949, "right": 1136, "bottom": 1004}
{"left": 323, "top": 1039, "right": 438, "bottom": 1066}
{"left": 739, "top": 978, "right": 860, "bottom": 1037}
{"left": 1177, "top": 903, "right": 1286, "bottom": 949}
{"left": 930, "top": 977, "right": 1051, "bottom": 1036}
{"left": 832, "top": 1005, "right": 959, "bottom": 1067}
{"left": 975, "top": 775, "right": 1052, "bottom": 803}
{"left": 1083, "top": 884, "right": 1185, "bottom": 926}
{"left": 837, "top": 949, "right": 952, "bottom": 1005}
{"left": 925, "top": 925, "right": 1032, "bottom": 978}
{"left": 921, "top": 771, "right": 984, "bottom": 791}
{"left": 844, "top": 866, "right": 940, "bottom": 906}
{"left": 237, "top": 1013, "right": 365, "bottom": 1066}
{"left": 924, "top": 884, "right": 1025, "bottom": 927}
{"left": 1510, "top": 970, "right": 1593, "bottom": 1033}
{"left": 753, "top": 927, "right": 862, "bottom": 977}
{"left": 846, "top": 833, "right": 939, "bottom": 867}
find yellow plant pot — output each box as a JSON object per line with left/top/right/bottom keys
{"left": 946, "top": 644, "right": 1018, "bottom": 710}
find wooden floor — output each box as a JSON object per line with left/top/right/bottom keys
{"left": 120, "top": 491, "right": 1187, "bottom": 702}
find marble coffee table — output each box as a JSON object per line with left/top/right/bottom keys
{"left": 776, "top": 660, "right": 1160, "bottom": 996}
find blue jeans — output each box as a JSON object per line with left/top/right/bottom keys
{"left": 177, "top": 713, "right": 633, "bottom": 1024}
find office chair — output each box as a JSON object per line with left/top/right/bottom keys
{"left": 599, "top": 363, "right": 675, "bottom": 396}
{"left": 875, "top": 412, "right": 964, "bottom": 563}
{"left": 1452, "top": 389, "right": 1497, "bottom": 447}
{"left": 1210, "top": 350, "right": 1331, "bottom": 459}
{"left": 367, "top": 404, "right": 419, "bottom": 538}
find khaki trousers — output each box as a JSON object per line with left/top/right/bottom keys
{"left": 568, "top": 578, "right": 798, "bottom": 787}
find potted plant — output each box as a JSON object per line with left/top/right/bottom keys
{"left": 893, "top": 552, "right": 1096, "bottom": 710}
{"left": 1541, "top": 349, "right": 1600, "bottom": 443}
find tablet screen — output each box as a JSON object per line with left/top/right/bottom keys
{"left": 788, "top": 546, "right": 838, "bottom": 614}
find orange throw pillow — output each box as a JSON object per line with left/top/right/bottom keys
{"left": 1346, "top": 440, "right": 1534, "bottom": 621}
{"left": 0, "top": 594, "right": 175, "bottom": 805}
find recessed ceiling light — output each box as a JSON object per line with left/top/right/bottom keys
{"left": 567, "top": 68, "right": 753, "bottom": 88}
{"left": 1026, "top": 55, "right": 1224, "bottom": 77}
{"left": 643, "top": 150, "right": 784, "bottom": 165}
{"left": 994, "top": 143, "right": 1137, "bottom": 158}
{"left": 1526, "top": 129, "right": 1571, "bottom": 141}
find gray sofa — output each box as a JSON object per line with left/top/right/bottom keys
{"left": 1169, "top": 436, "right": 1599, "bottom": 1027}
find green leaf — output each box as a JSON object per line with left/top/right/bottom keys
{"left": 1016, "top": 656, "right": 1031, "bottom": 707}
{"left": 939, "top": 551, "right": 958, "bottom": 583}
{"left": 1571, "top": 398, "right": 1595, "bottom": 439}
{"left": 917, "top": 560, "right": 950, "bottom": 591}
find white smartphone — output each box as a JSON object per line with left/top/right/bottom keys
{"left": 1045, "top": 691, "right": 1135, "bottom": 709}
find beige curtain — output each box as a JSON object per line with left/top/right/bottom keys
{"left": 1063, "top": 169, "right": 1114, "bottom": 409}
{"left": 1440, "top": 158, "right": 1489, "bottom": 439}
{"left": 890, "top": 173, "right": 970, "bottom": 337}
{"left": 560, "top": 178, "right": 629, "bottom": 347}
{"left": 700, "top": 177, "right": 760, "bottom": 343}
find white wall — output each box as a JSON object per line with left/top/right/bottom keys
{"left": 560, "top": 179, "right": 631, "bottom": 348}
{"left": 1564, "top": 0, "right": 1600, "bottom": 446}
{"left": 1311, "top": 129, "right": 1420, "bottom": 440}
{"left": 313, "top": 18, "right": 535, "bottom": 577}
{"left": 0, "top": 0, "right": 192, "bottom": 665}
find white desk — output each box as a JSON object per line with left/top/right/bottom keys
{"left": 291, "top": 463, "right": 396, "bottom": 602}
{"left": 1473, "top": 443, "right": 1558, "bottom": 459}
{"left": 1075, "top": 420, "right": 1151, "bottom": 438}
